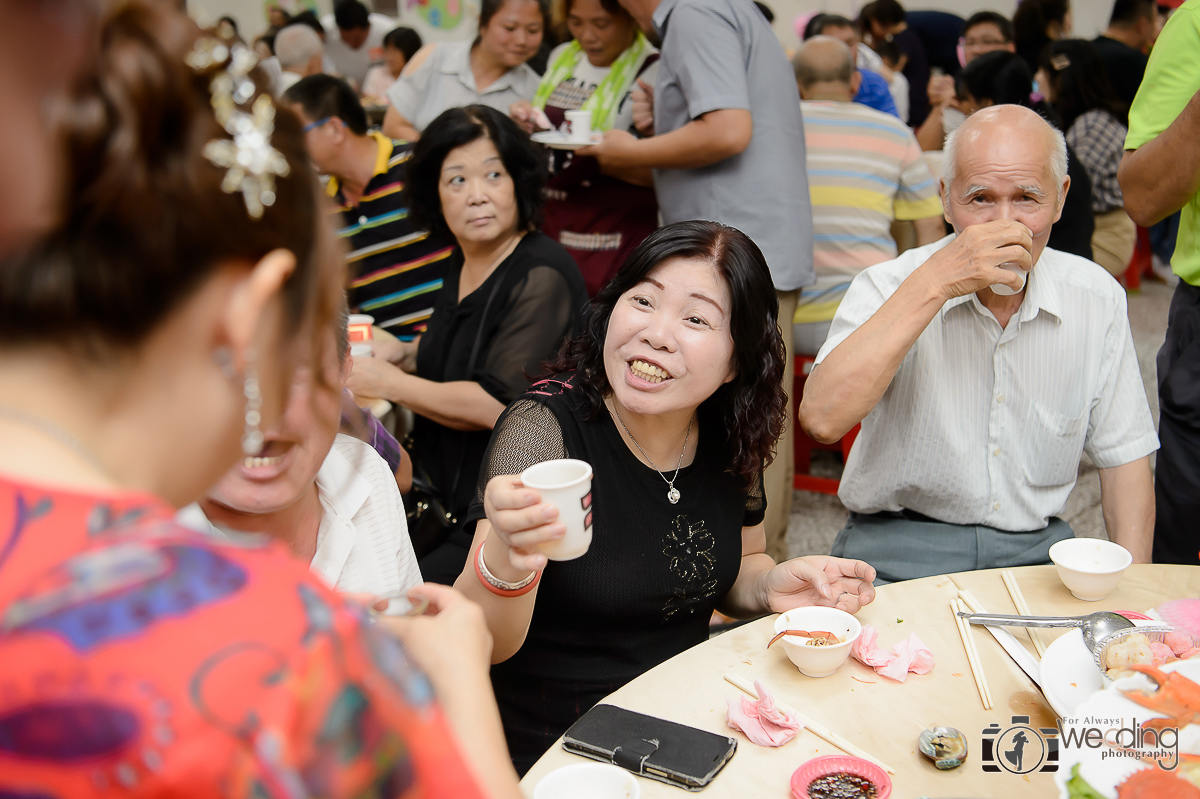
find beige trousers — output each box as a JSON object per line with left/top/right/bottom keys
{"left": 1091, "top": 208, "right": 1137, "bottom": 277}
{"left": 763, "top": 289, "right": 799, "bottom": 562}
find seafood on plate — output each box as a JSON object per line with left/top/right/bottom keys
{"left": 1111, "top": 665, "right": 1200, "bottom": 797}
{"left": 768, "top": 629, "right": 843, "bottom": 648}
{"left": 1064, "top": 664, "right": 1200, "bottom": 798}
{"left": 1104, "top": 632, "right": 1200, "bottom": 680}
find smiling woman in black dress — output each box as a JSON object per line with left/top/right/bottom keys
{"left": 453, "top": 221, "right": 878, "bottom": 773}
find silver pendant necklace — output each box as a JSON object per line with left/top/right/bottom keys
{"left": 609, "top": 402, "right": 693, "bottom": 504}
{"left": 0, "top": 405, "right": 111, "bottom": 479}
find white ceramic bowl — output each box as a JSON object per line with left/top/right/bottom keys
{"left": 1048, "top": 538, "right": 1132, "bottom": 601}
{"left": 533, "top": 763, "right": 640, "bottom": 799}
{"left": 773, "top": 607, "right": 862, "bottom": 678}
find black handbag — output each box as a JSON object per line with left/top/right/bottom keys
{"left": 403, "top": 258, "right": 508, "bottom": 558}
{"left": 404, "top": 458, "right": 457, "bottom": 559}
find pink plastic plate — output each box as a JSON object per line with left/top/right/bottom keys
{"left": 791, "top": 755, "right": 892, "bottom": 799}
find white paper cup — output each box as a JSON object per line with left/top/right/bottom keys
{"left": 533, "top": 763, "right": 640, "bottom": 799}
{"left": 564, "top": 109, "right": 593, "bottom": 143}
{"left": 350, "top": 342, "right": 373, "bottom": 357}
{"left": 990, "top": 263, "right": 1027, "bottom": 295}
{"left": 520, "top": 458, "right": 593, "bottom": 561}
{"left": 370, "top": 593, "right": 430, "bottom": 617}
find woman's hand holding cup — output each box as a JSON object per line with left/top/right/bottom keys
{"left": 483, "top": 475, "right": 565, "bottom": 574}
{"left": 485, "top": 461, "right": 593, "bottom": 573}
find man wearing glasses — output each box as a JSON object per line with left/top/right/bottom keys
{"left": 286, "top": 75, "right": 452, "bottom": 343}
{"left": 916, "top": 11, "right": 1015, "bottom": 151}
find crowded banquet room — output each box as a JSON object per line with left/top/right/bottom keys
{"left": 2, "top": 0, "right": 1200, "bottom": 796}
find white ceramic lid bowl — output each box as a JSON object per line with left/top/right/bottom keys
{"left": 532, "top": 762, "right": 640, "bottom": 799}
{"left": 1048, "top": 538, "right": 1132, "bottom": 601}
{"left": 773, "top": 606, "right": 862, "bottom": 678}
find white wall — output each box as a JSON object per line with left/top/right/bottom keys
{"left": 189, "top": 0, "right": 1114, "bottom": 56}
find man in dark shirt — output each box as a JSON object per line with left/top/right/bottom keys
{"left": 1092, "top": 0, "right": 1159, "bottom": 107}
{"left": 285, "top": 75, "right": 452, "bottom": 342}
{"left": 905, "top": 9, "right": 965, "bottom": 76}
{"left": 860, "top": 0, "right": 931, "bottom": 127}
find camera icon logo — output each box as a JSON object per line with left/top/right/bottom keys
{"left": 981, "top": 716, "right": 1059, "bottom": 774}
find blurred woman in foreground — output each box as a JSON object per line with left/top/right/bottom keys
{"left": 0, "top": 2, "right": 517, "bottom": 796}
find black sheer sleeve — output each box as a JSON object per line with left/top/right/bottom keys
{"left": 744, "top": 470, "right": 766, "bottom": 528}
{"left": 473, "top": 266, "right": 578, "bottom": 405}
{"left": 465, "top": 397, "right": 568, "bottom": 528}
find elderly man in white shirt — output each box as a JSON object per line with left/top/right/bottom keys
{"left": 799, "top": 104, "right": 1158, "bottom": 584}
{"left": 274, "top": 23, "right": 326, "bottom": 97}
{"left": 321, "top": 0, "right": 395, "bottom": 87}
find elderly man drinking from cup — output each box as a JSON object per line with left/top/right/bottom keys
{"left": 799, "top": 104, "right": 1159, "bottom": 585}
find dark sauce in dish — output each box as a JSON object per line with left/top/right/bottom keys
{"left": 807, "top": 771, "right": 877, "bottom": 799}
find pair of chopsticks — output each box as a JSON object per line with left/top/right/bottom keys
{"left": 951, "top": 597, "right": 993, "bottom": 709}
{"left": 1002, "top": 569, "right": 1047, "bottom": 656}
{"left": 724, "top": 673, "right": 896, "bottom": 774}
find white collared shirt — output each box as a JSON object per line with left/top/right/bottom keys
{"left": 320, "top": 12, "right": 395, "bottom": 86}
{"left": 815, "top": 236, "right": 1159, "bottom": 531}
{"left": 180, "top": 434, "right": 421, "bottom": 596}
{"left": 385, "top": 41, "right": 540, "bottom": 133}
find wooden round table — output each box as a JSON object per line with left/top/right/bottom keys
{"left": 519, "top": 564, "right": 1200, "bottom": 797}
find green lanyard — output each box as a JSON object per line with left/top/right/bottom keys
{"left": 531, "top": 32, "right": 650, "bottom": 131}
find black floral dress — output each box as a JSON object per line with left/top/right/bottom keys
{"left": 465, "top": 374, "right": 764, "bottom": 774}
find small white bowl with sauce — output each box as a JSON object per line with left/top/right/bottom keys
{"left": 1048, "top": 538, "right": 1132, "bottom": 601}
{"left": 773, "top": 606, "right": 862, "bottom": 678}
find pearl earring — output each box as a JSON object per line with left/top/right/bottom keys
{"left": 241, "top": 349, "right": 263, "bottom": 456}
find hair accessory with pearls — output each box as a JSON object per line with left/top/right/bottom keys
{"left": 187, "top": 37, "right": 290, "bottom": 219}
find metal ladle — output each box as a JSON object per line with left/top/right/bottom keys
{"left": 957, "top": 611, "right": 1134, "bottom": 656}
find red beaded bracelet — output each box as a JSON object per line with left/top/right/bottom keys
{"left": 474, "top": 543, "right": 541, "bottom": 597}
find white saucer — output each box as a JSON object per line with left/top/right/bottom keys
{"left": 530, "top": 131, "right": 602, "bottom": 150}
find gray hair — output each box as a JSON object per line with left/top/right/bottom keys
{"left": 942, "top": 110, "right": 1068, "bottom": 199}
{"left": 275, "top": 24, "right": 324, "bottom": 71}
{"left": 793, "top": 35, "right": 855, "bottom": 89}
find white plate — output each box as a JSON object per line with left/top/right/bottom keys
{"left": 1054, "top": 659, "right": 1200, "bottom": 798}
{"left": 1041, "top": 628, "right": 1103, "bottom": 719}
{"left": 1041, "top": 620, "right": 1166, "bottom": 720}
{"left": 530, "top": 131, "right": 602, "bottom": 150}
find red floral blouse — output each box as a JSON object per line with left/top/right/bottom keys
{"left": 0, "top": 476, "right": 486, "bottom": 798}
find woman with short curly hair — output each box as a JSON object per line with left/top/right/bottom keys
{"left": 453, "top": 220, "right": 878, "bottom": 773}
{"left": 348, "top": 104, "right": 587, "bottom": 584}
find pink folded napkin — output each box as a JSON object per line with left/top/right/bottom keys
{"left": 726, "top": 679, "right": 802, "bottom": 746}
{"left": 1159, "top": 599, "right": 1200, "bottom": 638}
{"left": 851, "top": 625, "right": 935, "bottom": 682}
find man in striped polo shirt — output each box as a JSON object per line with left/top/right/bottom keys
{"left": 286, "top": 75, "right": 452, "bottom": 342}
{"left": 799, "top": 105, "right": 1157, "bottom": 584}
{"left": 792, "top": 36, "right": 944, "bottom": 355}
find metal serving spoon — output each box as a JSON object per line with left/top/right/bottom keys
{"left": 957, "top": 611, "right": 1135, "bottom": 656}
